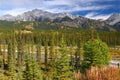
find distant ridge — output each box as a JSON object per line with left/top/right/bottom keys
{"left": 0, "top": 9, "right": 119, "bottom": 31}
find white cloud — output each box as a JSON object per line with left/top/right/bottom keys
{"left": 85, "top": 12, "right": 111, "bottom": 20}
{"left": 41, "top": 0, "right": 112, "bottom": 12}
{"left": 0, "top": 8, "right": 35, "bottom": 16}
{"left": 0, "top": 0, "right": 42, "bottom": 7}
{"left": 3, "top": 8, "right": 32, "bottom": 16}
{"left": 72, "top": 5, "right": 111, "bottom": 11}
{"left": 0, "top": 0, "right": 113, "bottom": 16}
{"left": 43, "top": 0, "right": 72, "bottom": 6}
{"left": 42, "top": 5, "right": 112, "bottom": 13}
{"left": 92, "top": 15, "right": 111, "bottom": 20}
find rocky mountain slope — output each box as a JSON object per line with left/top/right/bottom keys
{"left": 106, "top": 13, "right": 120, "bottom": 31}
{"left": 0, "top": 9, "right": 119, "bottom": 31}
{"left": 106, "top": 14, "right": 120, "bottom": 25}
{"left": 0, "top": 9, "right": 78, "bottom": 21}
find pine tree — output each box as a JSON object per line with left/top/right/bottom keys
{"left": 12, "top": 29, "right": 16, "bottom": 59}
{"left": 49, "top": 33, "right": 55, "bottom": 62}
{"left": 36, "top": 43, "right": 42, "bottom": 62}
{"left": 0, "top": 39, "right": 4, "bottom": 80}
{"left": 17, "top": 30, "right": 25, "bottom": 66}
{"left": 7, "top": 38, "right": 16, "bottom": 80}
{"left": 36, "top": 33, "right": 42, "bottom": 63}
{"left": 82, "top": 38, "right": 111, "bottom": 72}
{"left": 24, "top": 53, "right": 43, "bottom": 80}
{"left": 0, "top": 49, "right": 4, "bottom": 80}
{"left": 53, "top": 36, "right": 72, "bottom": 80}
{"left": 75, "top": 38, "right": 83, "bottom": 72}
{"left": 17, "top": 31, "right": 24, "bottom": 80}
{"left": 44, "top": 38, "right": 48, "bottom": 71}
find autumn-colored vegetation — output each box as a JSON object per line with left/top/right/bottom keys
{"left": 73, "top": 67, "right": 120, "bottom": 80}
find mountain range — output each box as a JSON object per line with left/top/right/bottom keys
{"left": 0, "top": 9, "right": 120, "bottom": 31}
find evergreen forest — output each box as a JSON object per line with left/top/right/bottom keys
{"left": 0, "top": 21, "right": 120, "bottom": 80}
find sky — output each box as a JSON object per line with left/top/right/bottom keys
{"left": 0, "top": 0, "right": 120, "bottom": 20}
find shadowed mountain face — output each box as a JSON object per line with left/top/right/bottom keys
{"left": 0, "top": 9, "right": 119, "bottom": 31}
{"left": 105, "top": 14, "right": 120, "bottom": 31}
{"left": 106, "top": 14, "right": 120, "bottom": 25}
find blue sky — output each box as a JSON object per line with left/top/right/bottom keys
{"left": 0, "top": 0, "right": 120, "bottom": 20}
